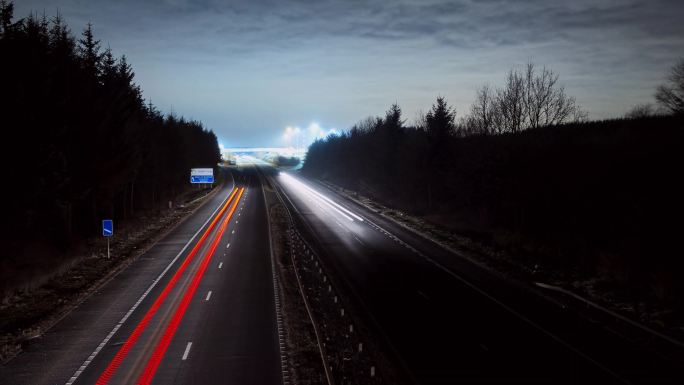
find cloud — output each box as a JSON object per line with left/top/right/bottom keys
{"left": 12, "top": 0, "right": 684, "bottom": 146}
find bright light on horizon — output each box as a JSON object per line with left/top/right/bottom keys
{"left": 282, "top": 122, "right": 340, "bottom": 149}
{"left": 307, "top": 122, "right": 321, "bottom": 135}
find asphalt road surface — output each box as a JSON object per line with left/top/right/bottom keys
{"left": 3, "top": 163, "right": 682, "bottom": 385}
{"left": 266, "top": 166, "right": 683, "bottom": 385}
{"left": 0, "top": 167, "right": 283, "bottom": 385}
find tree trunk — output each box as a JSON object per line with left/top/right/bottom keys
{"left": 130, "top": 179, "right": 135, "bottom": 216}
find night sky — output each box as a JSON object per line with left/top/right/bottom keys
{"left": 14, "top": 0, "right": 684, "bottom": 147}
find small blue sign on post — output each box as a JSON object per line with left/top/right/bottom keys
{"left": 102, "top": 219, "right": 113, "bottom": 259}
{"left": 102, "top": 219, "right": 114, "bottom": 237}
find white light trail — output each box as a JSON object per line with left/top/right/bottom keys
{"left": 279, "top": 172, "right": 364, "bottom": 222}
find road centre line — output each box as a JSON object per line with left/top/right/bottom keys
{"left": 182, "top": 342, "right": 192, "bottom": 360}
{"left": 65, "top": 187, "right": 236, "bottom": 385}
{"left": 135, "top": 188, "right": 245, "bottom": 384}
{"left": 95, "top": 188, "right": 239, "bottom": 385}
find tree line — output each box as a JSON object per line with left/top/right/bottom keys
{"left": 0, "top": 1, "right": 220, "bottom": 292}
{"left": 303, "top": 60, "right": 684, "bottom": 304}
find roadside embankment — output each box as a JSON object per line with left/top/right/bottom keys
{"left": 0, "top": 185, "right": 220, "bottom": 363}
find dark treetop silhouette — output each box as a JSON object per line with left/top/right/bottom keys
{"left": 0, "top": 2, "right": 221, "bottom": 295}
{"left": 304, "top": 71, "right": 684, "bottom": 315}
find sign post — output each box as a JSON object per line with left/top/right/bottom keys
{"left": 102, "top": 219, "right": 113, "bottom": 259}
{"left": 190, "top": 168, "right": 214, "bottom": 185}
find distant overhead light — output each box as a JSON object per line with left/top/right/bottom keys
{"left": 308, "top": 122, "right": 321, "bottom": 134}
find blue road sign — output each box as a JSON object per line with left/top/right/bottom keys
{"left": 190, "top": 168, "right": 214, "bottom": 184}
{"left": 190, "top": 175, "right": 215, "bottom": 183}
{"left": 102, "top": 219, "right": 113, "bottom": 237}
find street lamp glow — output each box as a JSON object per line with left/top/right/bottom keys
{"left": 308, "top": 122, "right": 321, "bottom": 135}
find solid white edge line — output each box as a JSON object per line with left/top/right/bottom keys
{"left": 64, "top": 187, "right": 234, "bottom": 385}
{"left": 284, "top": 176, "right": 627, "bottom": 383}
{"left": 182, "top": 342, "right": 193, "bottom": 360}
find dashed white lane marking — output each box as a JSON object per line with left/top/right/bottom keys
{"left": 182, "top": 342, "right": 193, "bottom": 360}
{"left": 64, "top": 189, "right": 235, "bottom": 385}
{"left": 226, "top": 243, "right": 231, "bottom": 249}
{"left": 232, "top": 230, "right": 235, "bottom": 234}
{"left": 205, "top": 291, "right": 212, "bottom": 301}
{"left": 218, "top": 262, "right": 223, "bottom": 269}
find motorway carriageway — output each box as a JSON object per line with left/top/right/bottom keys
{"left": 0, "top": 169, "right": 283, "bottom": 385}
{"left": 270, "top": 168, "right": 683, "bottom": 385}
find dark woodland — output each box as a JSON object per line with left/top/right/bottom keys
{"left": 304, "top": 68, "right": 684, "bottom": 307}
{"left": 0, "top": 3, "right": 220, "bottom": 293}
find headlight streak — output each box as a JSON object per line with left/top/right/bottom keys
{"left": 303, "top": 186, "right": 348, "bottom": 221}
{"left": 279, "top": 172, "right": 364, "bottom": 222}
{"left": 282, "top": 175, "right": 353, "bottom": 221}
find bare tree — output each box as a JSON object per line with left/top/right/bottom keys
{"left": 524, "top": 64, "right": 563, "bottom": 127}
{"left": 625, "top": 103, "right": 655, "bottom": 119}
{"left": 355, "top": 116, "right": 381, "bottom": 133}
{"left": 465, "top": 63, "right": 585, "bottom": 134}
{"left": 467, "top": 84, "right": 498, "bottom": 134}
{"left": 497, "top": 69, "right": 526, "bottom": 133}
{"left": 413, "top": 109, "right": 427, "bottom": 131}
{"left": 522, "top": 63, "right": 584, "bottom": 129}
{"left": 571, "top": 107, "right": 589, "bottom": 123}
{"left": 0, "top": 0, "right": 13, "bottom": 35}
{"left": 655, "top": 58, "right": 684, "bottom": 115}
